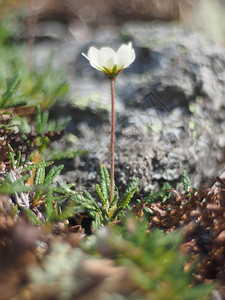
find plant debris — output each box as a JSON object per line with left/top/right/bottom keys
{"left": 137, "top": 175, "right": 225, "bottom": 295}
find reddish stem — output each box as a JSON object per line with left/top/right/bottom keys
{"left": 27, "top": 0, "right": 37, "bottom": 69}
{"left": 110, "top": 78, "right": 115, "bottom": 203}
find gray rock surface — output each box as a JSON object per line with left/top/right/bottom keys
{"left": 38, "top": 22, "right": 225, "bottom": 197}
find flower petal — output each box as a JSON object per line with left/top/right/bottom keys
{"left": 98, "top": 47, "right": 117, "bottom": 71}
{"left": 82, "top": 43, "right": 135, "bottom": 78}
{"left": 117, "top": 42, "right": 135, "bottom": 69}
{"left": 86, "top": 47, "right": 101, "bottom": 70}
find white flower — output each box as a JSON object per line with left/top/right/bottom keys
{"left": 82, "top": 42, "right": 135, "bottom": 79}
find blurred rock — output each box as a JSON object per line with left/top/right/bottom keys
{"left": 38, "top": 0, "right": 193, "bottom": 26}
{"left": 43, "top": 22, "right": 225, "bottom": 197}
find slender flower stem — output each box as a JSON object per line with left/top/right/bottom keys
{"left": 27, "top": 0, "right": 37, "bottom": 69}
{"left": 110, "top": 78, "right": 115, "bottom": 203}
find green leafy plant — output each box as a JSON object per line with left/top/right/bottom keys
{"left": 0, "top": 59, "right": 69, "bottom": 110}
{"left": 35, "top": 105, "right": 70, "bottom": 135}
{"left": 30, "top": 104, "right": 69, "bottom": 153}
{"left": 2, "top": 147, "right": 76, "bottom": 224}
{"left": 143, "top": 182, "right": 172, "bottom": 204}
{"left": 33, "top": 105, "right": 85, "bottom": 162}
{"left": 93, "top": 217, "right": 213, "bottom": 300}
{"left": 0, "top": 17, "right": 68, "bottom": 111}
{"left": 0, "top": 74, "right": 21, "bottom": 108}
{"left": 23, "top": 159, "right": 73, "bottom": 221}
{"left": 46, "top": 149, "right": 86, "bottom": 161}
{"left": 70, "top": 165, "right": 138, "bottom": 228}
{"left": 22, "top": 67, "right": 69, "bottom": 110}
{"left": 0, "top": 15, "right": 23, "bottom": 46}
{"left": 0, "top": 172, "right": 31, "bottom": 195}
{"left": 182, "top": 170, "right": 192, "bottom": 191}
